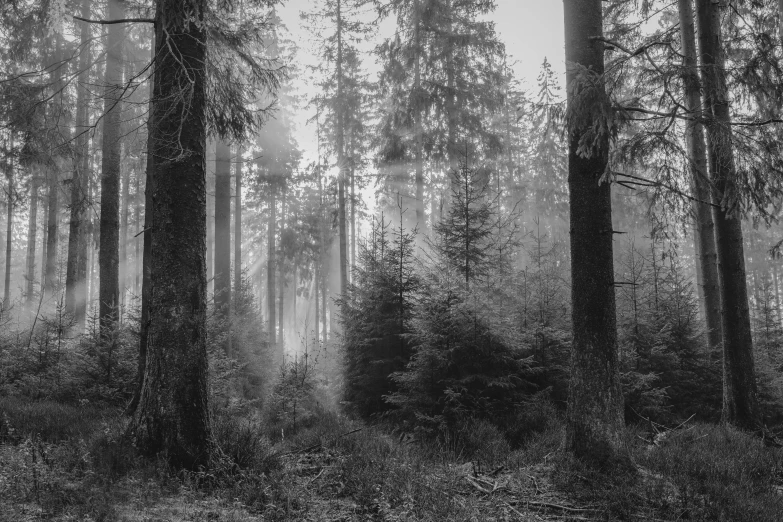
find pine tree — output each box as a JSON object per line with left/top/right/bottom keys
{"left": 563, "top": 0, "right": 625, "bottom": 462}
{"left": 342, "top": 215, "right": 418, "bottom": 417}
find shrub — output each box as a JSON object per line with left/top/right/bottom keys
{"left": 636, "top": 424, "right": 783, "bottom": 521}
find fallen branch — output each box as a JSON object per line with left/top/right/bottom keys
{"left": 282, "top": 428, "right": 363, "bottom": 456}
{"left": 464, "top": 475, "right": 491, "bottom": 494}
{"left": 514, "top": 499, "right": 598, "bottom": 513}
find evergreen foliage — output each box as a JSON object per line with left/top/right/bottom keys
{"left": 342, "top": 216, "right": 418, "bottom": 418}
{"left": 387, "top": 160, "right": 533, "bottom": 434}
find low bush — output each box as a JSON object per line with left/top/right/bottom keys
{"left": 0, "top": 396, "right": 111, "bottom": 443}
{"left": 636, "top": 423, "right": 783, "bottom": 521}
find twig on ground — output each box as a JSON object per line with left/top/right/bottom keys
{"left": 282, "top": 428, "right": 363, "bottom": 456}
{"left": 464, "top": 475, "right": 491, "bottom": 494}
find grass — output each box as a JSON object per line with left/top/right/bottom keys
{"left": 1, "top": 397, "right": 782, "bottom": 521}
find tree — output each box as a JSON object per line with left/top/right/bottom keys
{"left": 563, "top": 0, "right": 625, "bottom": 462}
{"left": 127, "top": 0, "right": 213, "bottom": 469}
{"left": 214, "top": 139, "right": 232, "bottom": 350}
{"left": 677, "top": 0, "right": 721, "bottom": 351}
{"left": 65, "top": 0, "right": 91, "bottom": 329}
{"left": 98, "top": 0, "right": 125, "bottom": 331}
{"left": 342, "top": 215, "right": 418, "bottom": 417}
{"left": 694, "top": 0, "right": 760, "bottom": 430}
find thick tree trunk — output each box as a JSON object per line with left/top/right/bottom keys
{"left": 695, "top": 0, "right": 760, "bottom": 430}
{"left": 563, "top": 0, "right": 625, "bottom": 461}
{"left": 267, "top": 182, "right": 277, "bottom": 346}
{"left": 678, "top": 0, "right": 722, "bottom": 350}
{"left": 128, "top": 0, "right": 212, "bottom": 469}
{"left": 214, "top": 140, "right": 231, "bottom": 324}
{"left": 98, "top": 0, "right": 124, "bottom": 330}
{"left": 65, "top": 0, "right": 91, "bottom": 329}
{"left": 234, "top": 145, "right": 242, "bottom": 305}
{"left": 26, "top": 171, "right": 38, "bottom": 306}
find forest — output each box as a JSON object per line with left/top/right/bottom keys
{"left": 1, "top": 0, "right": 783, "bottom": 520}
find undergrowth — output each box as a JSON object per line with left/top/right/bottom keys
{"left": 1, "top": 397, "right": 782, "bottom": 521}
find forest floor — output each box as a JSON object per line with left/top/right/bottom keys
{"left": 2, "top": 398, "right": 783, "bottom": 521}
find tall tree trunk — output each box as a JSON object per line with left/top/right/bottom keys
{"left": 321, "top": 254, "right": 327, "bottom": 343}
{"left": 98, "top": 0, "right": 125, "bottom": 330}
{"left": 678, "top": 0, "right": 722, "bottom": 350}
{"left": 563, "top": 0, "right": 625, "bottom": 461}
{"left": 267, "top": 181, "right": 277, "bottom": 346}
{"left": 25, "top": 170, "right": 38, "bottom": 307}
{"left": 314, "top": 264, "right": 320, "bottom": 343}
{"left": 4, "top": 135, "right": 14, "bottom": 305}
{"left": 44, "top": 37, "right": 65, "bottom": 299}
{"left": 413, "top": 0, "right": 425, "bottom": 228}
{"left": 41, "top": 195, "right": 48, "bottom": 294}
{"left": 206, "top": 139, "right": 215, "bottom": 294}
{"left": 44, "top": 167, "right": 59, "bottom": 298}
{"left": 128, "top": 35, "right": 154, "bottom": 415}
{"left": 336, "top": 0, "right": 348, "bottom": 302}
{"left": 695, "top": 0, "right": 760, "bottom": 430}
{"left": 119, "top": 149, "right": 130, "bottom": 315}
{"left": 278, "top": 185, "right": 287, "bottom": 352}
{"left": 214, "top": 140, "right": 231, "bottom": 325}
{"left": 65, "top": 0, "right": 91, "bottom": 328}
{"left": 234, "top": 145, "right": 242, "bottom": 306}
{"left": 350, "top": 162, "right": 356, "bottom": 275}
{"left": 128, "top": 0, "right": 212, "bottom": 469}
{"left": 134, "top": 165, "right": 141, "bottom": 294}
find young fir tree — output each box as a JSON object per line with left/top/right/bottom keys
{"left": 388, "top": 158, "right": 532, "bottom": 433}
{"left": 342, "top": 215, "right": 418, "bottom": 418}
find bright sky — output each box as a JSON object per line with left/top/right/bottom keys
{"left": 277, "top": 0, "right": 565, "bottom": 167}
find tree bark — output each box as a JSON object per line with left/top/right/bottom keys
{"left": 44, "top": 166, "right": 59, "bottom": 298}
{"left": 98, "top": 0, "right": 124, "bottom": 330}
{"left": 128, "top": 0, "right": 213, "bottom": 469}
{"left": 234, "top": 145, "right": 242, "bottom": 306}
{"left": 119, "top": 148, "right": 130, "bottom": 313}
{"left": 134, "top": 163, "right": 141, "bottom": 294}
{"left": 44, "top": 37, "right": 65, "bottom": 299}
{"left": 65, "top": 0, "right": 91, "bottom": 329}
{"left": 336, "top": 0, "right": 348, "bottom": 302}
{"left": 413, "top": 0, "right": 425, "bottom": 229}
{"left": 25, "top": 170, "right": 39, "bottom": 307}
{"left": 563, "top": 0, "right": 625, "bottom": 461}
{"left": 128, "top": 36, "right": 154, "bottom": 416}
{"left": 314, "top": 263, "right": 320, "bottom": 344}
{"left": 267, "top": 180, "right": 277, "bottom": 346}
{"left": 695, "top": 0, "right": 760, "bottom": 430}
{"left": 4, "top": 135, "right": 14, "bottom": 304}
{"left": 214, "top": 140, "right": 231, "bottom": 325}
{"left": 678, "top": 0, "right": 722, "bottom": 350}
{"left": 279, "top": 185, "right": 287, "bottom": 352}
{"left": 206, "top": 139, "right": 215, "bottom": 294}
{"left": 350, "top": 161, "right": 356, "bottom": 276}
